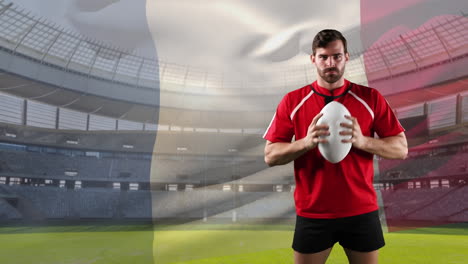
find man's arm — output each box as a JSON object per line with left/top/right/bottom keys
{"left": 340, "top": 116, "right": 408, "bottom": 160}
{"left": 264, "top": 140, "right": 309, "bottom": 167}
{"left": 355, "top": 132, "right": 407, "bottom": 159}
{"left": 264, "top": 113, "right": 329, "bottom": 166}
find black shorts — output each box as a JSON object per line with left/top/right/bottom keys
{"left": 292, "top": 210, "right": 385, "bottom": 254}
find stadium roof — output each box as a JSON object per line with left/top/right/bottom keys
{"left": 0, "top": 1, "right": 467, "bottom": 121}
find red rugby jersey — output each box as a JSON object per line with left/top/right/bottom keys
{"left": 264, "top": 79, "right": 404, "bottom": 218}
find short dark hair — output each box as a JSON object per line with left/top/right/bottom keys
{"left": 312, "top": 29, "right": 348, "bottom": 55}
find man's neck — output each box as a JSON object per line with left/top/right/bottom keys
{"left": 316, "top": 77, "right": 345, "bottom": 91}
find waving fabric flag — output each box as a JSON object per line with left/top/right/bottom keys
{"left": 360, "top": 0, "right": 468, "bottom": 232}
{"left": 1, "top": 0, "right": 467, "bottom": 263}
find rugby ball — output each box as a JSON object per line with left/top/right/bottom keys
{"left": 316, "top": 101, "right": 352, "bottom": 163}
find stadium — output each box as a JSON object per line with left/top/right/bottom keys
{"left": 0, "top": 1, "right": 467, "bottom": 263}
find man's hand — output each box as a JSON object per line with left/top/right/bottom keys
{"left": 339, "top": 115, "right": 366, "bottom": 149}
{"left": 303, "top": 113, "right": 330, "bottom": 150}
{"left": 339, "top": 115, "right": 408, "bottom": 159}
{"left": 264, "top": 113, "right": 330, "bottom": 166}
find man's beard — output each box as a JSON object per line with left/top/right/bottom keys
{"left": 318, "top": 66, "right": 345, "bottom": 84}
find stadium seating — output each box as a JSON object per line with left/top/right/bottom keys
{"left": 0, "top": 198, "right": 21, "bottom": 219}
{"left": 382, "top": 186, "right": 468, "bottom": 222}
{"left": 1, "top": 184, "right": 297, "bottom": 221}
{"left": 379, "top": 152, "right": 468, "bottom": 179}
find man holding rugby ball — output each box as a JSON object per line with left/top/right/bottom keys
{"left": 263, "top": 29, "right": 408, "bottom": 264}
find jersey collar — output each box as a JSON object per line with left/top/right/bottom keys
{"left": 311, "top": 79, "right": 350, "bottom": 96}
{"left": 311, "top": 79, "right": 352, "bottom": 105}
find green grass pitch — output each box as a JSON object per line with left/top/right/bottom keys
{"left": 0, "top": 222, "right": 466, "bottom": 264}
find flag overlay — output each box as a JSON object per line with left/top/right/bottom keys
{"left": 0, "top": 0, "right": 466, "bottom": 263}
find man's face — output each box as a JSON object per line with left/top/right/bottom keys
{"left": 311, "top": 40, "right": 349, "bottom": 84}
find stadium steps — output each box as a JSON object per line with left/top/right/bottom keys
{"left": 0, "top": 197, "right": 21, "bottom": 219}
{"left": 447, "top": 208, "right": 468, "bottom": 218}
{"left": 1, "top": 185, "right": 41, "bottom": 220}
{"left": 2, "top": 186, "right": 46, "bottom": 221}
{"left": 404, "top": 185, "right": 465, "bottom": 218}
{"left": 0, "top": 184, "right": 16, "bottom": 199}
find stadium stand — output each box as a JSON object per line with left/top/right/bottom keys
{"left": 382, "top": 186, "right": 468, "bottom": 222}
{"left": 0, "top": 198, "right": 21, "bottom": 219}
{"left": 0, "top": 1, "right": 466, "bottom": 225}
